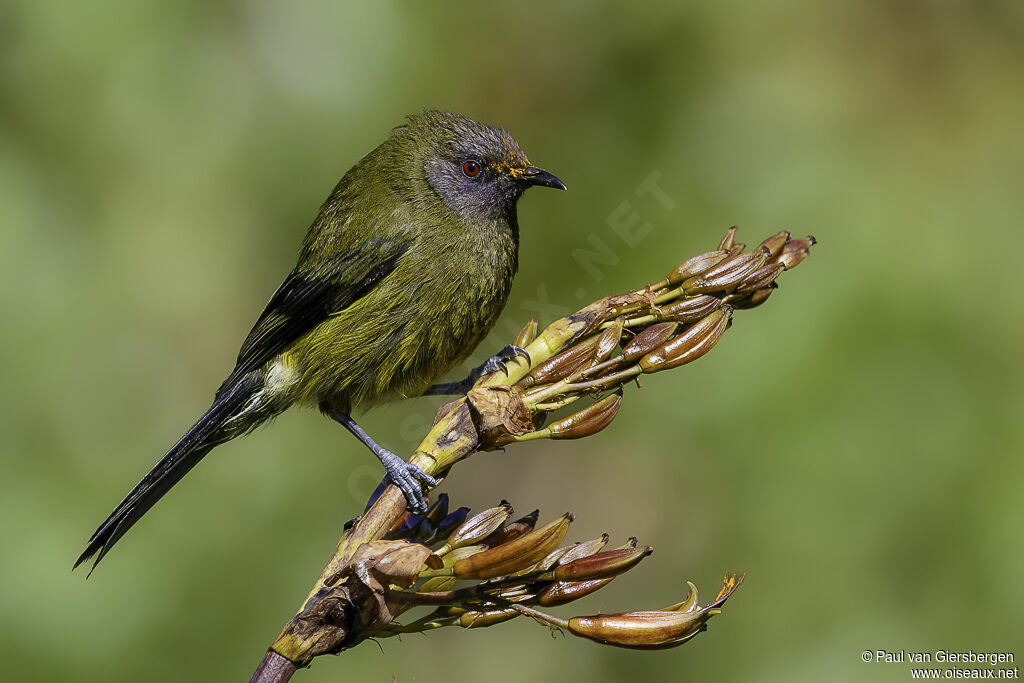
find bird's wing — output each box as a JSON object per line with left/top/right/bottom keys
{"left": 219, "top": 237, "right": 408, "bottom": 392}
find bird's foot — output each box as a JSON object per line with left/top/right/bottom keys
{"left": 423, "top": 344, "right": 532, "bottom": 396}
{"left": 477, "top": 344, "right": 532, "bottom": 378}
{"left": 377, "top": 450, "right": 438, "bottom": 513}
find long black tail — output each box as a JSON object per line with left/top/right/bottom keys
{"left": 75, "top": 380, "right": 258, "bottom": 574}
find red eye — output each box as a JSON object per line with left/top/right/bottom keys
{"left": 462, "top": 160, "right": 481, "bottom": 177}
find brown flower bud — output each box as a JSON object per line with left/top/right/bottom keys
{"left": 434, "top": 507, "right": 470, "bottom": 542}
{"left": 564, "top": 573, "right": 744, "bottom": 649}
{"left": 481, "top": 509, "right": 539, "bottom": 548}
{"left": 548, "top": 392, "right": 622, "bottom": 440}
{"left": 757, "top": 230, "right": 791, "bottom": 257}
{"left": 718, "top": 226, "right": 737, "bottom": 250}
{"left": 660, "top": 295, "right": 721, "bottom": 324}
{"left": 728, "top": 285, "right": 775, "bottom": 310}
{"left": 734, "top": 262, "right": 785, "bottom": 294}
{"left": 682, "top": 248, "right": 768, "bottom": 295}
{"left": 522, "top": 336, "right": 601, "bottom": 386}
{"left": 664, "top": 250, "right": 730, "bottom": 285}
{"left": 536, "top": 538, "right": 640, "bottom": 606}
{"left": 442, "top": 502, "right": 513, "bottom": 553}
{"left": 513, "top": 318, "right": 539, "bottom": 349}
{"left": 453, "top": 513, "right": 573, "bottom": 580}
{"left": 773, "top": 235, "right": 816, "bottom": 269}
{"left": 639, "top": 306, "right": 732, "bottom": 373}
{"left": 537, "top": 577, "right": 615, "bottom": 607}
{"left": 552, "top": 535, "right": 610, "bottom": 567}
{"left": 552, "top": 546, "right": 653, "bottom": 582}
{"left": 567, "top": 535, "right": 611, "bottom": 562}
{"left": 568, "top": 608, "right": 703, "bottom": 649}
{"left": 594, "top": 317, "right": 624, "bottom": 364}
{"left": 537, "top": 546, "right": 572, "bottom": 571}
{"left": 620, "top": 322, "right": 678, "bottom": 362}
{"left": 434, "top": 544, "right": 487, "bottom": 571}
{"left": 459, "top": 607, "right": 520, "bottom": 628}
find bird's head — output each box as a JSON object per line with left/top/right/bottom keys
{"left": 396, "top": 110, "right": 565, "bottom": 226}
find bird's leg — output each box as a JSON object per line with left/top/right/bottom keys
{"left": 326, "top": 408, "right": 437, "bottom": 513}
{"left": 423, "top": 344, "right": 532, "bottom": 396}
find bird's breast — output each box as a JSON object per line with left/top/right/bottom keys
{"left": 289, "top": 229, "right": 517, "bottom": 411}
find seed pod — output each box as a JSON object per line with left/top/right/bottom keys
{"left": 718, "top": 226, "right": 738, "bottom": 250}
{"left": 682, "top": 248, "right": 768, "bottom": 295}
{"left": 552, "top": 546, "right": 653, "bottom": 582}
{"left": 594, "top": 317, "right": 625, "bottom": 364}
{"left": 441, "top": 502, "right": 513, "bottom": 553}
{"left": 548, "top": 392, "right": 622, "bottom": 440}
{"left": 660, "top": 295, "right": 721, "bottom": 324}
{"left": 757, "top": 230, "right": 791, "bottom": 257}
{"left": 522, "top": 336, "right": 601, "bottom": 386}
{"left": 639, "top": 307, "right": 732, "bottom": 373}
{"left": 664, "top": 250, "right": 730, "bottom": 285}
{"left": 481, "top": 509, "right": 540, "bottom": 548}
{"left": 620, "top": 323, "right": 678, "bottom": 362}
{"left": 727, "top": 285, "right": 775, "bottom": 310}
{"left": 773, "top": 235, "right": 816, "bottom": 269}
{"left": 513, "top": 318, "right": 539, "bottom": 348}
{"left": 734, "top": 262, "right": 785, "bottom": 294}
{"left": 453, "top": 513, "right": 573, "bottom": 580}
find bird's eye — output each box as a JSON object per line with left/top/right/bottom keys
{"left": 462, "top": 160, "right": 481, "bottom": 178}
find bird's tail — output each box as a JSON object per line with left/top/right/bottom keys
{"left": 75, "top": 379, "right": 261, "bottom": 574}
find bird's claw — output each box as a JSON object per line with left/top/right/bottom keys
{"left": 379, "top": 451, "right": 438, "bottom": 513}
{"left": 480, "top": 344, "right": 531, "bottom": 377}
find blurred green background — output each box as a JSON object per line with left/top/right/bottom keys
{"left": 3, "top": 2, "right": 1022, "bottom": 681}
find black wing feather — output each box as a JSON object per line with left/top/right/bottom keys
{"left": 219, "top": 242, "right": 407, "bottom": 392}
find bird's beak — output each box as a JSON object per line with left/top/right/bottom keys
{"left": 519, "top": 166, "right": 567, "bottom": 191}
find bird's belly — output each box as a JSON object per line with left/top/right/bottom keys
{"left": 285, "top": 278, "right": 508, "bottom": 411}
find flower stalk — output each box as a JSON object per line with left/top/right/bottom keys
{"left": 251, "top": 227, "right": 815, "bottom": 682}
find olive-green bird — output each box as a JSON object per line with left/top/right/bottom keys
{"left": 75, "top": 110, "right": 565, "bottom": 572}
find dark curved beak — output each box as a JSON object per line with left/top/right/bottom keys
{"left": 521, "top": 166, "right": 567, "bottom": 191}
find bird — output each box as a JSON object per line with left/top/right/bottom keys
{"left": 75, "top": 109, "right": 566, "bottom": 572}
